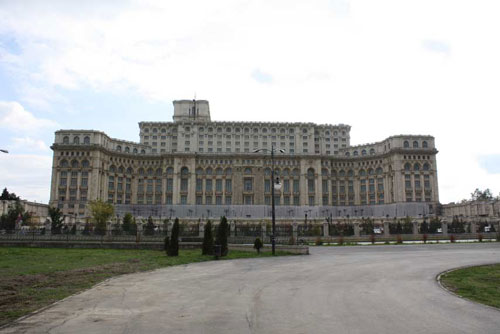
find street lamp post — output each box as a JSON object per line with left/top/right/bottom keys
{"left": 254, "top": 145, "right": 284, "bottom": 255}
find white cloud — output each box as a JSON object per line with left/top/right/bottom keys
{"left": 0, "top": 0, "right": 500, "bottom": 203}
{"left": 11, "top": 137, "right": 50, "bottom": 152}
{"left": 0, "top": 101, "right": 58, "bottom": 131}
{"left": 0, "top": 154, "right": 52, "bottom": 203}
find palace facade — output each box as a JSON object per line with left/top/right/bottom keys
{"left": 49, "top": 100, "right": 439, "bottom": 219}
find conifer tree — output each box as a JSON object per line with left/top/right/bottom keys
{"left": 202, "top": 220, "right": 214, "bottom": 255}
{"left": 216, "top": 216, "right": 229, "bottom": 256}
{"left": 167, "top": 218, "right": 180, "bottom": 256}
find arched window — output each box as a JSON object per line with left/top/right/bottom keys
{"left": 60, "top": 159, "right": 68, "bottom": 167}
{"left": 206, "top": 167, "right": 213, "bottom": 175}
{"left": 156, "top": 168, "right": 162, "bottom": 176}
{"left": 133, "top": 148, "right": 138, "bottom": 154}
{"left": 83, "top": 136, "right": 90, "bottom": 144}
{"left": 376, "top": 167, "right": 383, "bottom": 175}
{"left": 116, "top": 145, "right": 122, "bottom": 152}
{"left": 244, "top": 167, "right": 252, "bottom": 175}
{"left": 413, "top": 141, "right": 419, "bottom": 148}
{"left": 225, "top": 168, "right": 232, "bottom": 175}
{"left": 414, "top": 163, "right": 420, "bottom": 171}
{"left": 368, "top": 168, "right": 374, "bottom": 175}
{"left": 166, "top": 167, "right": 174, "bottom": 175}
{"left": 345, "top": 152, "right": 350, "bottom": 156}
{"left": 118, "top": 166, "right": 124, "bottom": 174}
{"left": 282, "top": 168, "right": 289, "bottom": 176}
{"left": 181, "top": 167, "right": 189, "bottom": 176}
{"left": 339, "top": 170, "right": 345, "bottom": 177}
{"left": 63, "top": 136, "right": 69, "bottom": 144}
{"left": 264, "top": 168, "right": 271, "bottom": 176}
{"left": 126, "top": 167, "right": 133, "bottom": 174}
{"left": 73, "top": 136, "right": 80, "bottom": 144}
{"left": 71, "top": 160, "right": 79, "bottom": 168}
{"left": 347, "top": 170, "right": 354, "bottom": 177}
{"left": 147, "top": 168, "right": 153, "bottom": 176}
{"left": 321, "top": 168, "right": 328, "bottom": 176}
{"left": 422, "top": 141, "right": 428, "bottom": 148}
{"left": 423, "top": 163, "right": 430, "bottom": 171}
{"left": 81, "top": 160, "right": 90, "bottom": 168}
{"left": 331, "top": 170, "right": 337, "bottom": 177}
{"left": 216, "top": 168, "right": 223, "bottom": 175}
{"left": 292, "top": 168, "right": 300, "bottom": 176}
{"left": 359, "top": 169, "right": 366, "bottom": 176}
{"left": 307, "top": 168, "right": 315, "bottom": 177}
{"left": 361, "top": 149, "right": 367, "bottom": 156}
{"left": 196, "top": 168, "right": 204, "bottom": 175}
{"left": 138, "top": 168, "right": 145, "bottom": 175}
{"left": 353, "top": 151, "right": 358, "bottom": 156}
{"left": 404, "top": 141, "right": 410, "bottom": 148}
{"left": 370, "top": 148, "right": 375, "bottom": 155}
{"left": 140, "top": 149, "right": 145, "bottom": 154}
{"left": 109, "top": 165, "right": 116, "bottom": 173}
{"left": 152, "top": 128, "right": 158, "bottom": 133}
{"left": 404, "top": 163, "right": 411, "bottom": 171}
{"left": 125, "top": 147, "right": 130, "bottom": 153}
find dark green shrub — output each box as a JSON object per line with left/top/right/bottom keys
{"left": 70, "top": 224, "right": 76, "bottom": 235}
{"left": 122, "top": 213, "right": 133, "bottom": 233}
{"left": 216, "top": 216, "right": 229, "bottom": 256}
{"left": 254, "top": 238, "right": 263, "bottom": 253}
{"left": 202, "top": 221, "right": 214, "bottom": 255}
{"left": 167, "top": 218, "right": 180, "bottom": 256}
{"left": 144, "top": 216, "right": 155, "bottom": 236}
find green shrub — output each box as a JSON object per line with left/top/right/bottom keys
{"left": 254, "top": 238, "right": 263, "bottom": 253}
{"left": 315, "top": 237, "right": 323, "bottom": 246}
{"left": 202, "top": 221, "right": 214, "bottom": 255}
{"left": 216, "top": 216, "right": 229, "bottom": 256}
{"left": 167, "top": 218, "right": 180, "bottom": 256}
{"left": 338, "top": 235, "right": 344, "bottom": 246}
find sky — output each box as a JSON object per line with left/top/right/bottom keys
{"left": 1, "top": 0, "right": 500, "bottom": 204}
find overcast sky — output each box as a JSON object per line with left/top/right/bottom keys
{"left": 1, "top": 0, "right": 499, "bottom": 204}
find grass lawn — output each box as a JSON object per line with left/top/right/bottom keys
{"left": 440, "top": 263, "right": 500, "bottom": 309}
{"left": 0, "top": 247, "right": 292, "bottom": 326}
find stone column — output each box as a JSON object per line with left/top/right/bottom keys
{"left": 261, "top": 222, "right": 267, "bottom": 242}
{"left": 199, "top": 221, "right": 205, "bottom": 238}
{"left": 412, "top": 221, "right": 419, "bottom": 236}
{"left": 292, "top": 222, "right": 298, "bottom": 241}
{"left": 441, "top": 221, "right": 448, "bottom": 236}
{"left": 353, "top": 222, "right": 360, "bottom": 237}
{"left": 323, "top": 221, "right": 329, "bottom": 237}
{"left": 384, "top": 221, "right": 390, "bottom": 238}
{"left": 230, "top": 221, "right": 236, "bottom": 237}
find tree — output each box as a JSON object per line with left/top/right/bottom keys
{"left": 144, "top": 216, "right": 155, "bottom": 236}
{"left": 470, "top": 188, "right": 494, "bottom": 201}
{"left": 254, "top": 238, "right": 263, "bottom": 254}
{"left": 88, "top": 199, "right": 114, "bottom": 235}
{"left": 0, "top": 188, "right": 20, "bottom": 200}
{"left": 122, "top": 213, "right": 133, "bottom": 233}
{"left": 167, "top": 218, "right": 180, "bottom": 256}
{"left": 48, "top": 207, "right": 64, "bottom": 234}
{"left": 202, "top": 220, "right": 214, "bottom": 255}
{"left": 216, "top": 216, "right": 229, "bottom": 256}
{"left": 0, "top": 201, "right": 25, "bottom": 230}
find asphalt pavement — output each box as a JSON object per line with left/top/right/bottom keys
{"left": 2, "top": 243, "right": 500, "bottom": 334}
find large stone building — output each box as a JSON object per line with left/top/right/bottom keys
{"left": 49, "top": 100, "right": 439, "bottom": 220}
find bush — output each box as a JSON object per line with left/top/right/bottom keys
{"left": 315, "top": 237, "right": 323, "bottom": 246}
{"left": 477, "top": 234, "right": 483, "bottom": 242}
{"left": 396, "top": 235, "right": 403, "bottom": 244}
{"left": 337, "top": 235, "right": 344, "bottom": 246}
{"left": 496, "top": 232, "right": 500, "bottom": 242}
{"left": 423, "top": 234, "right": 428, "bottom": 244}
{"left": 450, "top": 235, "right": 456, "bottom": 243}
{"left": 167, "top": 218, "right": 180, "bottom": 256}
{"left": 288, "top": 236, "right": 296, "bottom": 245}
{"left": 144, "top": 216, "right": 155, "bottom": 236}
{"left": 370, "top": 234, "right": 376, "bottom": 245}
{"left": 122, "top": 213, "right": 133, "bottom": 233}
{"left": 216, "top": 216, "right": 229, "bottom": 256}
{"left": 254, "top": 238, "right": 263, "bottom": 253}
{"left": 164, "top": 236, "right": 170, "bottom": 254}
{"left": 202, "top": 221, "right": 214, "bottom": 255}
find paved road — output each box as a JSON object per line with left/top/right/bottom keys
{"left": 3, "top": 243, "right": 500, "bottom": 334}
